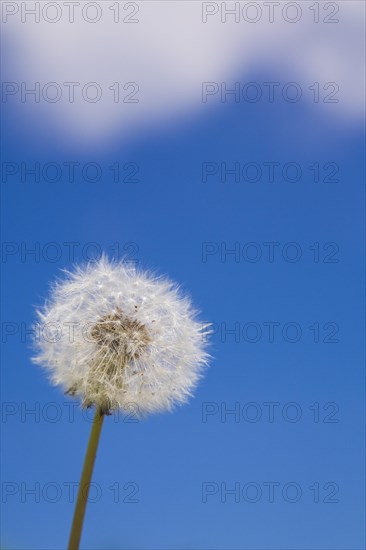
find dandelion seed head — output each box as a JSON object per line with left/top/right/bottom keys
{"left": 33, "top": 257, "right": 210, "bottom": 415}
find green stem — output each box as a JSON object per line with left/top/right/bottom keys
{"left": 68, "top": 409, "right": 105, "bottom": 550}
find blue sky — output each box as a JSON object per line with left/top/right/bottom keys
{"left": 1, "top": 3, "right": 365, "bottom": 549}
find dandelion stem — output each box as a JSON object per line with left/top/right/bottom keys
{"left": 68, "top": 409, "right": 104, "bottom": 550}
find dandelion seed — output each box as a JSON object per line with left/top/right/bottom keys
{"left": 33, "top": 256, "right": 210, "bottom": 415}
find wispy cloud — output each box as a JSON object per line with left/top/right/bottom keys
{"left": 2, "top": 1, "right": 364, "bottom": 146}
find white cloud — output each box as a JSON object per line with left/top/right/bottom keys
{"left": 2, "top": 1, "right": 364, "bottom": 147}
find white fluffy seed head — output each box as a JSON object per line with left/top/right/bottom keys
{"left": 32, "top": 257, "right": 210, "bottom": 416}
